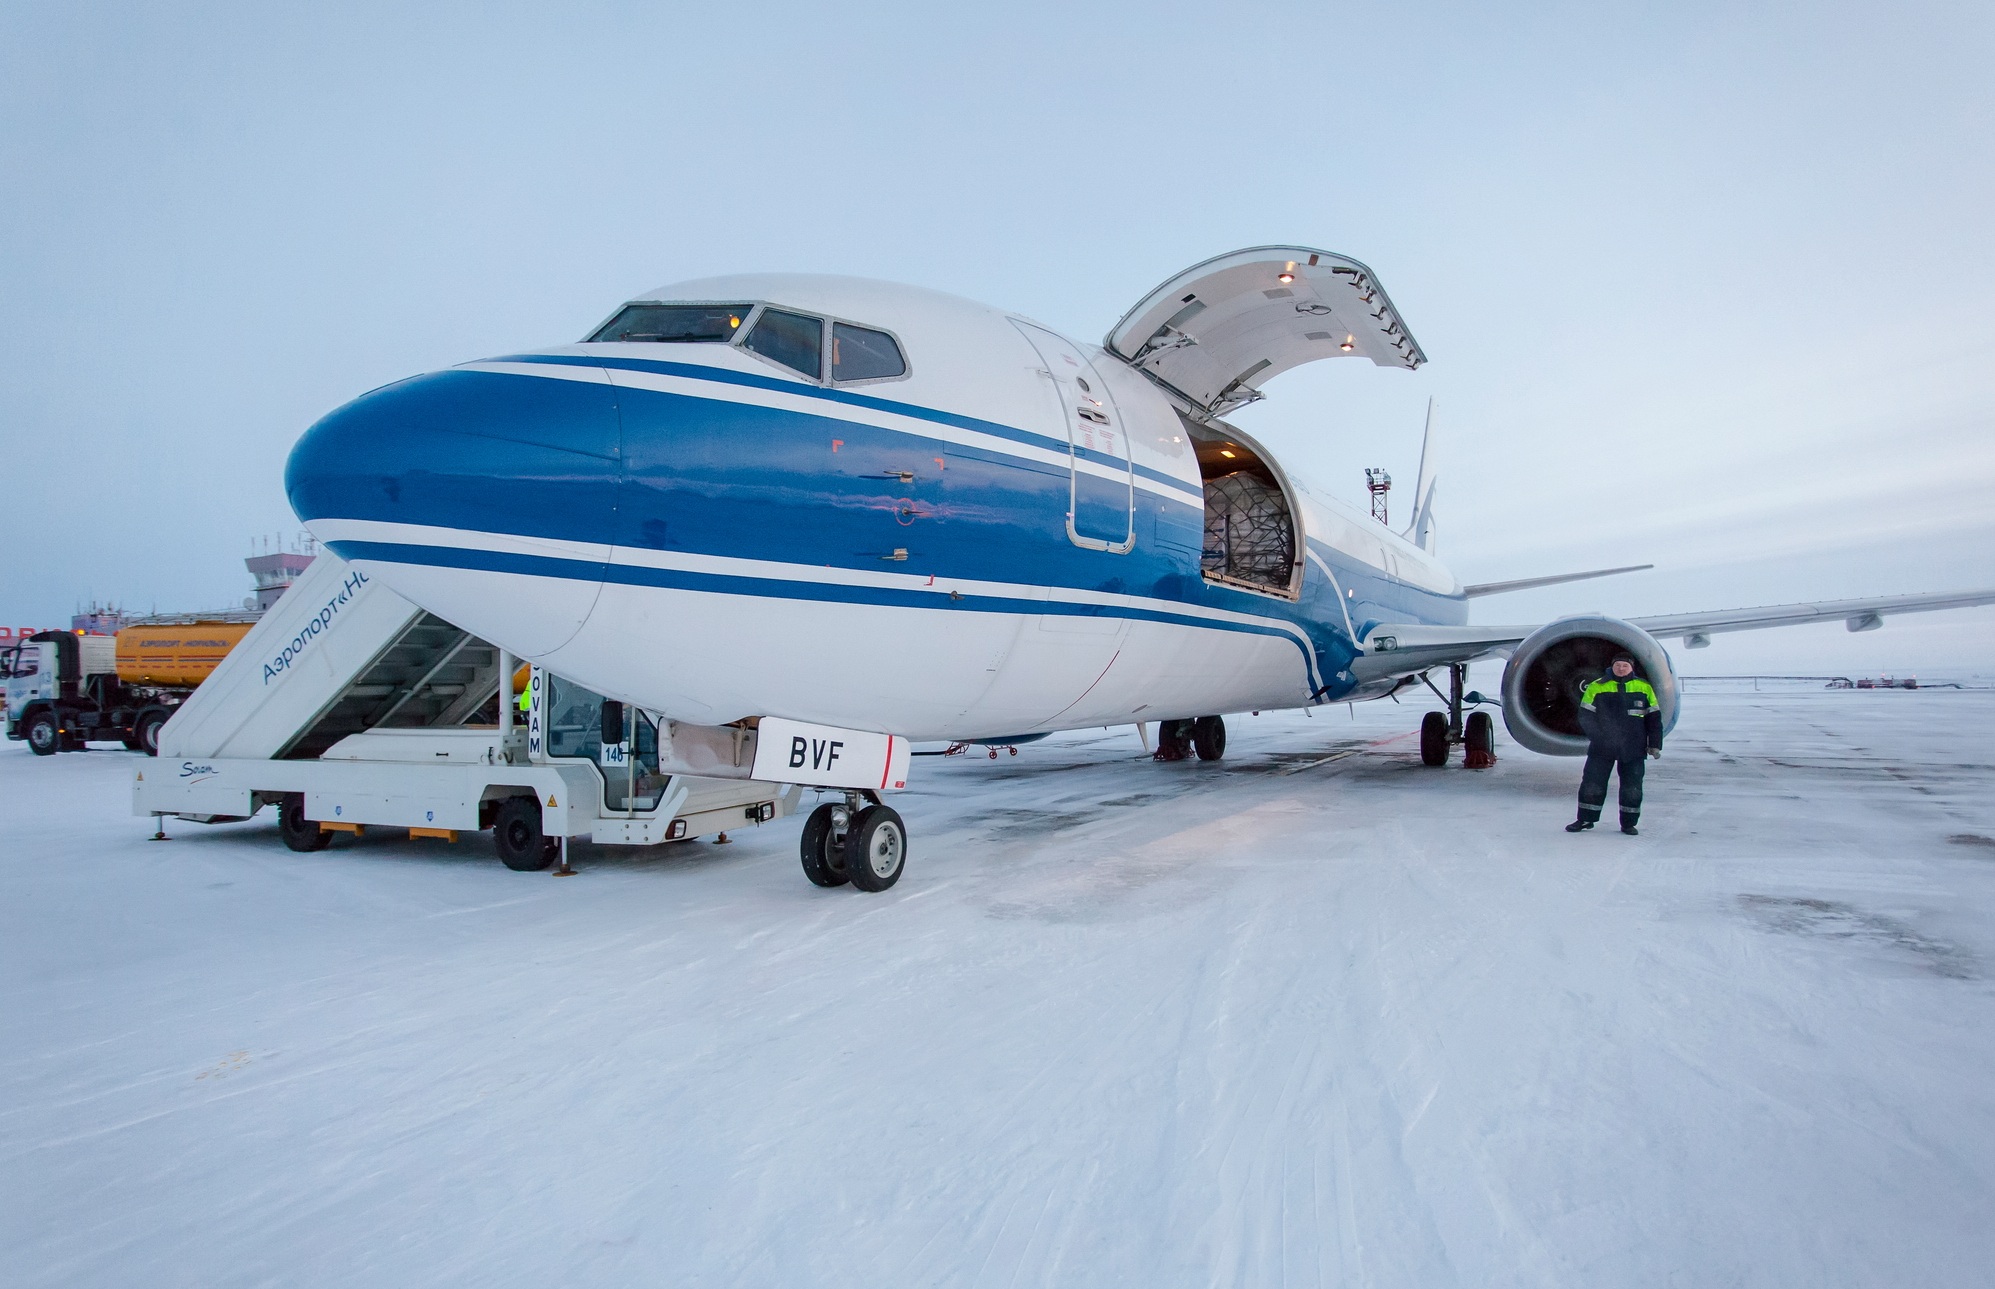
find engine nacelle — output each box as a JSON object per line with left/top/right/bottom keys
{"left": 1499, "top": 615, "right": 1679, "bottom": 756}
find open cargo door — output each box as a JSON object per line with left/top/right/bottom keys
{"left": 1105, "top": 246, "right": 1425, "bottom": 420}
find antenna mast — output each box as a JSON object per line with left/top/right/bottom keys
{"left": 1365, "top": 468, "right": 1391, "bottom": 525}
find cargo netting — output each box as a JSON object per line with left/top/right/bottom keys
{"left": 1202, "top": 471, "right": 1294, "bottom": 588}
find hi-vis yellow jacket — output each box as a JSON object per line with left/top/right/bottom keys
{"left": 1577, "top": 674, "right": 1664, "bottom": 754}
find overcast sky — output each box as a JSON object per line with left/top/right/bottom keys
{"left": 3, "top": 1, "right": 1991, "bottom": 672}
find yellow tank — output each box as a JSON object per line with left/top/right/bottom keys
{"left": 116, "top": 621, "right": 255, "bottom": 687}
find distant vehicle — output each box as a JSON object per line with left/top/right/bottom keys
{"left": 4, "top": 619, "right": 254, "bottom": 755}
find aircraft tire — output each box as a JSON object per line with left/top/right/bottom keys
{"left": 1155, "top": 719, "right": 1193, "bottom": 761}
{"left": 845, "top": 805, "right": 907, "bottom": 892}
{"left": 278, "top": 793, "right": 333, "bottom": 852}
{"left": 24, "top": 711, "right": 59, "bottom": 756}
{"left": 1193, "top": 715, "right": 1227, "bottom": 761}
{"left": 1420, "top": 712, "right": 1450, "bottom": 766}
{"left": 798, "top": 802, "right": 850, "bottom": 888}
{"left": 494, "top": 796, "right": 558, "bottom": 872}
{"left": 1464, "top": 711, "right": 1496, "bottom": 768}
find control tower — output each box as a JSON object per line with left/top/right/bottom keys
{"left": 244, "top": 534, "right": 317, "bottom": 613}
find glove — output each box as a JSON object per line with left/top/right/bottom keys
{"left": 1647, "top": 747, "right": 1661, "bottom": 759}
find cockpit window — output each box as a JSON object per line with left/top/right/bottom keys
{"left": 588, "top": 303, "right": 751, "bottom": 343}
{"left": 744, "top": 308, "right": 824, "bottom": 379}
{"left": 831, "top": 323, "right": 906, "bottom": 382}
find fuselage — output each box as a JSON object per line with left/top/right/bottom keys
{"left": 286, "top": 273, "right": 1467, "bottom": 741}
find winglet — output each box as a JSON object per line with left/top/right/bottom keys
{"left": 1404, "top": 398, "right": 1439, "bottom": 554}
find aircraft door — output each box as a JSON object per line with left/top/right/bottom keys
{"left": 1011, "top": 320, "right": 1136, "bottom": 553}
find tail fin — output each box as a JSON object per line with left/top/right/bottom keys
{"left": 1405, "top": 397, "right": 1439, "bottom": 553}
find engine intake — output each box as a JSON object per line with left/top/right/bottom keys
{"left": 1499, "top": 615, "right": 1679, "bottom": 756}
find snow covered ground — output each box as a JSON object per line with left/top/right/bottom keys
{"left": 5, "top": 689, "right": 1995, "bottom": 1287}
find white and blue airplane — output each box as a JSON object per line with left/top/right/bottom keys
{"left": 285, "top": 246, "right": 1995, "bottom": 890}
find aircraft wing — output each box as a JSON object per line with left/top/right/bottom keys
{"left": 1628, "top": 588, "right": 1995, "bottom": 642}
{"left": 1353, "top": 586, "right": 1995, "bottom": 679}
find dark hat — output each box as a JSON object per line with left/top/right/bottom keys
{"left": 1611, "top": 651, "right": 1636, "bottom": 665}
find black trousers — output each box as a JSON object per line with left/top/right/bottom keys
{"left": 1578, "top": 745, "right": 1646, "bottom": 826}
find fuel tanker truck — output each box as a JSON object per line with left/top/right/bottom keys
{"left": 4, "top": 617, "right": 254, "bottom": 755}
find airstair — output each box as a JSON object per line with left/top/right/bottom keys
{"left": 158, "top": 554, "right": 436, "bottom": 761}
{"left": 141, "top": 553, "right": 798, "bottom": 863}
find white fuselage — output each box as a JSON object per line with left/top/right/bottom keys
{"left": 287, "top": 274, "right": 1465, "bottom": 741}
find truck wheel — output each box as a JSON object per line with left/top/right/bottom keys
{"left": 493, "top": 796, "right": 558, "bottom": 872}
{"left": 135, "top": 710, "right": 168, "bottom": 757}
{"left": 1193, "top": 715, "right": 1227, "bottom": 761}
{"left": 278, "top": 793, "right": 332, "bottom": 852}
{"left": 798, "top": 802, "right": 850, "bottom": 887}
{"left": 24, "top": 711, "right": 59, "bottom": 756}
{"left": 845, "top": 804, "right": 906, "bottom": 892}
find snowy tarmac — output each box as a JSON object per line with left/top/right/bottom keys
{"left": 5, "top": 689, "right": 1995, "bottom": 1287}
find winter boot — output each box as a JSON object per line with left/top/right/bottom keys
{"left": 1620, "top": 812, "right": 1640, "bottom": 836}
{"left": 1565, "top": 819, "right": 1594, "bottom": 833}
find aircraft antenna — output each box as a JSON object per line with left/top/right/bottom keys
{"left": 1365, "top": 468, "right": 1391, "bottom": 525}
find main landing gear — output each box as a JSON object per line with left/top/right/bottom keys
{"left": 1419, "top": 664, "right": 1496, "bottom": 769}
{"left": 1154, "top": 715, "right": 1226, "bottom": 762}
{"left": 799, "top": 790, "right": 906, "bottom": 892}
{"left": 935, "top": 742, "right": 1020, "bottom": 759}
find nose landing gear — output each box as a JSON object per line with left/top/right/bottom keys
{"left": 799, "top": 790, "right": 906, "bottom": 892}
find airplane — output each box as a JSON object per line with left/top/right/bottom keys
{"left": 283, "top": 245, "right": 1995, "bottom": 892}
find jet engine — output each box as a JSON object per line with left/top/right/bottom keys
{"left": 1498, "top": 615, "right": 1679, "bottom": 756}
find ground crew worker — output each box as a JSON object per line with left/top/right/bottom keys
{"left": 1566, "top": 651, "right": 1663, "bottom": 835}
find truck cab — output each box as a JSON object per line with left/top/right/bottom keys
{"left": 2, "top": 638, "right": 47, "bottom": 732}
{"left": 5, "top": 631, "right": 177, "bottom": 755}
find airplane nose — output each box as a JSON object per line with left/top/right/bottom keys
{"left": 285, "top": 363, "right": 623, "bottom": 651}
{"left": 287, "top": 365, "right": 621, "bottom": 537}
